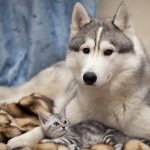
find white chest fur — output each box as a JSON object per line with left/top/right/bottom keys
{"left": 66, "top": 85, "right": 148, "bottom": 136}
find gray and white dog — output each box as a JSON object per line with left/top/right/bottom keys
{"left": 6, "top": 2, "right": 150, "bottom": 149}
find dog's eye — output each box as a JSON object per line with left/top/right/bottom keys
{"left": 53, "top": 122, "right": 59, "bottom": 126}
{"left": 82, "top": 48, "right": 90, "bottom": 54}
{"left": 104, "top": 49, "right": 113, "bottom": 56}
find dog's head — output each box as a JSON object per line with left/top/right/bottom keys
{"left": 66, "top": 2, "right": 143, "bottom": 88}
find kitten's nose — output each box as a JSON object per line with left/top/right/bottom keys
{"left": 62, "top": 127, "right": 65, "bottom": 130}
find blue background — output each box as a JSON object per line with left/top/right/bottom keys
{"left": 0, "top": 0, "right": 99, "bottom": 85}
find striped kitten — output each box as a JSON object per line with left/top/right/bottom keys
{"left": 39, "top": 110, "right": 128, "bottom": 150}
{"left": 39, "top": 111, "right": 150, "bottom": 150}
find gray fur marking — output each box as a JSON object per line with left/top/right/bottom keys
{"left": 69, "top": 18, "right": 134, "bottom": 54}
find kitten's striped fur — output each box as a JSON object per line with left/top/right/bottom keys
{"left": 39, "top": 112, "right": 150, "bottom": 150}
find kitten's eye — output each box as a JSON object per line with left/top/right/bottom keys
{"left": 53, "top": 122, "right": 59, "bottom": 126}
{"left": 82, "top": 48, "right": 90, "bottom": 54}
{"left": 104, "top": 49, "right": 114, "bottom": 56}
{"left": 64, "top": 120, "right": 67, "bottom": 124}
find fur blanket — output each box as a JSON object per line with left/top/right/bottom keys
{"left": 0, "top": 93, "right": 149, "bottom": 150}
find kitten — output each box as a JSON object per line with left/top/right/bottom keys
{"left": 39, "top": 110, "right": 129, "bottom": 150}
{"left": 39, "top": 110, "right": 150, "bottom": 150}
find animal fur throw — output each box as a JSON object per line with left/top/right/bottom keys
{"left": 0, "top": 93, "right": 149, "bottom": 150}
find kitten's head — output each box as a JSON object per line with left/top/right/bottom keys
{"left": 38, "top": 110, "right": 69, "bottom": 138}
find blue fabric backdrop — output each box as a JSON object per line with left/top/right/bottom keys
{"left": 0, "top": 0, "right": 99, "bottom": 86}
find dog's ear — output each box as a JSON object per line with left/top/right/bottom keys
{"left": 113, "top": 1, "right": 134, "bottom": 35}
{"left": 38, "top": 113, "right": 49, "bottom": 125}
{"left": 71, "top": 2, "right": 91, "bottom": 37}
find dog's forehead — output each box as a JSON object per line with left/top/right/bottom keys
{"left": 101, "top": 20, "right": 134, "bottom": 53}
{"left": 69, "top": 18, "right": 133, "bottom": 53}
{"left": 73, "top": 18, "right": 102, "bottom": 42}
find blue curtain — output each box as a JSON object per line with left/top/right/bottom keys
{"left": 0, "top": 0, "right": 99, "bottom": 86}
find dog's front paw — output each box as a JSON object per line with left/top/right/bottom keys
{"left": 7, "top": 136, "right": 29, "bottom": 150}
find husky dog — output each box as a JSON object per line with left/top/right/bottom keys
{"left": 6, "top": 2, "right": 150, "bottom": 149}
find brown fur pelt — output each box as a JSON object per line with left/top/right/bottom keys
{"left": 0, "top": 93, "right": 53, "bottom": 143}
{"left": 0, "top": 93, "right": 149, "bottom": 150}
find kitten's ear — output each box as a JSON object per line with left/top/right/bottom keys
{"left": 113, "top": 1, "right": 134, "bottom": 34}
{"left": 38, "top": 113, "right": 49, "bottom": 125}
{"left": 71, "top": 2, "right": 91, "bottom": 37}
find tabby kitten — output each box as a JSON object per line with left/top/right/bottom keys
{"left": 39, "top": 110, "right": 129, "bottom": 150}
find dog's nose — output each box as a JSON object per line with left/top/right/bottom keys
{"left": 83, "top": 72, "right": 97, "bottom": 85}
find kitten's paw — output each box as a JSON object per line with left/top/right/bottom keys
{"left": 69, "top": 144, "right": 80, "bottom": 150}
{"left": 41, "top": 139, "right": 53, "bottom": 143}
{"left": 114, "top": 143, "right": 123, "bottom": 150}
{"left": 50, "top": 138, "right": 67, "bottom": 145}
{"left": 7, "top": 137, "right": 28, "bottom": 149}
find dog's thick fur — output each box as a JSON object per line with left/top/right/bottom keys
{"left": 3, "top": 2, "right": 150, "bottom": 149}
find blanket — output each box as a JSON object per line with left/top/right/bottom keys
{"left": 0, "top": 0, "right": 99, "bottom": 86}
{"left": 0, "top": 93, "right": 149, "bottom": 150}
